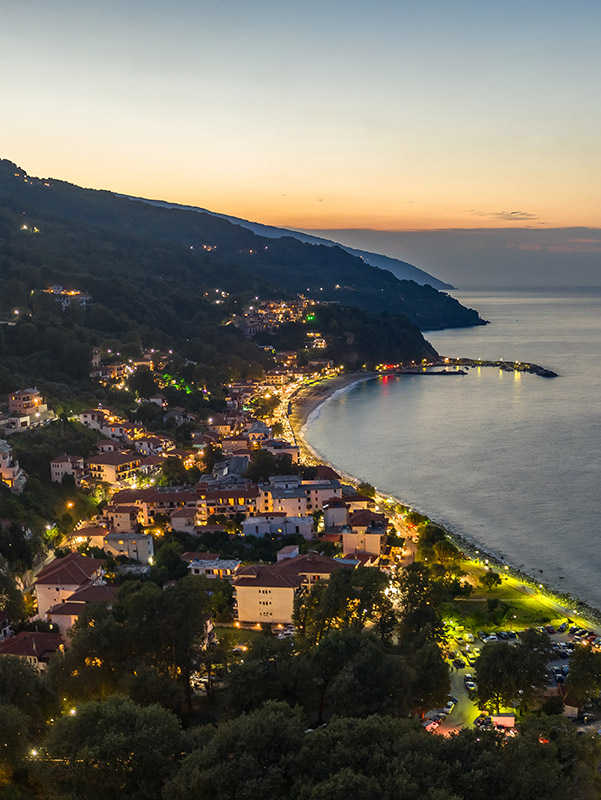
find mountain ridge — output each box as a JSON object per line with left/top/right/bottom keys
{"left": 124, "top": 195, "right": 454, "bottom": 290}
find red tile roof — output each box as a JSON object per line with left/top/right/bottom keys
{"left": 35, "top": 552, "right": 104, "bottom": 586}
{"left": 0, "top": 631, "right": 63, "bottom": 660}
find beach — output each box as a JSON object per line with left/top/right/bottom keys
{"left": 288, "top": 370, "right": 601, "bottom": 631}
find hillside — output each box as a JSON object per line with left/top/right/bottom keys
{"left": 0, "top": 160, "right": 484, "bottom": 330}
{"left": 131, "top": 196, "right": 454, "bottom": 289}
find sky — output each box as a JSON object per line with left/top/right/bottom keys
{"left": 2, "top": 0, "right": 601, "bottom": 284}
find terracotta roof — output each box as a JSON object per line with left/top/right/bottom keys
{"left": 0, "top": 631, "right": 62, "bottom": 660}
{"left": 67, "top": 584, "right": 119, "bottom": 603}
{"left": 35, "top": 552, "right": 104, "bottom": 586}
{"left": 170, "top": 507, "right": 196, "bottom": 518}
{"left": 314, "top": 465, "right": 341, "bottom": 480}
{"left": 234, "top": 553, "right": 348, "bottom": 589}
{"left": 349, "top": 510, "right": 388, "bottom": 528}
{"left": 323, "top": 497, "right": 348, "bottom": 508}
{"left": 47, "top": 602, "right": 85, "bottom": 616}
{"left": 87, "top": 452, "right": 140, "bottom": 467}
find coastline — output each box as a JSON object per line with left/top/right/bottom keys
{"left": 288, "top": 372, "right": 601, "bottom": 631}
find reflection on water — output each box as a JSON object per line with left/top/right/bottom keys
{"left": 305, "top": 289, "right": 601, "bottom": 608}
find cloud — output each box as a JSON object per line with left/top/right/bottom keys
{"left": 465, "top": 209, "right": 540, "bottom": 222}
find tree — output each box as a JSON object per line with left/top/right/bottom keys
{"left": 294, "top": 567, "right": 393, "bottom": 647}
{"left": 42, "top": 696, "right": 186, "bottom": 800}
{"left": 566, "top": 644, "right": 601, "bottom": 706}
{"left": 410, "top": 642, "right": 450, "bottom": 715}
{"left": 159, "top": 456, "right": 189, "bottom": 486}
{"left": 0, "top": 704, "right": 30, "bottom": 785}
{"left": 479, "top": 571, "right": 502, "bottom": 592}
{"left": 476, "top": 631, "right": 550, "bottom": 713}
{"left": 128, "top": 366, "right": 158, "bottom": 399}
{"left": 164, "top": 701, "right": 304, "bottom": 800}
{"left": 244, "top": 449, "right": 297, "bottom": 483}
{"left": 311, "top": 630, "right": 411, "bottom": 723}
{"left": 395, "top": 562, "right": 445, "bottom": 645}
{"left": 357, "top": 482, "right": 375, "bottom": 498}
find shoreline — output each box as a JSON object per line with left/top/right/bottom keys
{"left": 288, "top": 371, "right": 601, "bottom": 631}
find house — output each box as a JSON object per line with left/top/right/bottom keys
{"left": 276, "top": 544, "right": 300, "bottom": 562}
{"left": 170, "top": 507, "right": 197, "bottom": 533}
{"left": 86, "top": 452, "right": 141, "bottom": 486}
{"left": 104, "top": 532, "right": 154, "bottom": 564}
{"left": 66, "top": 525, "right": 109, "bottom": 550}
{"left": 111, "top": 487, "right": 197, "bottom": 525}
{"left": 323, "top": 497, "right": 349, "bottom": 529}
{"left": 47, "top": 584, "right": 118, "bottom": 639}
{"left": 0, "top": 440, "right": 26, "bottom": 495}
{"left": 197, "top": 485, "right": 260, "bottom": 524}
{"left": 207, "top": 414, "right": 234, "bottom": 437}
{"left": 149, "top": 393, "right": 168, "bottom": 408}
{"left": 95, "top": 439, "right": 117, "bottom": 453}
{"left": 104, "top": 504, "right": 140, "bottom": 532}
{"left": 341, "top": 510, "right": 388, "bottom": 557}
{"left": 34, "top": 552, "right": 105, "bottom": 616}
{"left": 241, "top": 513, "right": 313, "bottom": 539}
{"left": 0, "top": 631, "right": 63, "bottom": 671}
{"left": 263, "top": 370, "right": 288, "bottom": 386}
{"left": 42, "top": 285, "right": 91, "bottom": 310}
{"left": 8, "top": 388, "right": 47, "bottom": 416}
{"left": 234, "top": 553, "right": 350, "bottom": 624}
{"left": 261, "top": 439, "right": 300, "bottom": 464}
{"left": 302, "top": 479, "right": 342, "bottom": 512}
{"left": 50, "top": 454, "right": 85, "bottom": 486}
{"left": 186, "top": 558, "right": 241, "bottom": 581}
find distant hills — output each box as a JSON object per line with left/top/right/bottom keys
{"left": 0, "top": 159, "right": 488, "bottom": 396}
{"left": 0, "top": 160, "right": 483, "bottom": 331}
{"left": 128, "top": 196, "right": 454, "bottom": 290}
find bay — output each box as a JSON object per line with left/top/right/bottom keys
{"left": 304, "top": 288, "right": 601, "bottom": 609}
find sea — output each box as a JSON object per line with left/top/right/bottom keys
{"left": 304, "top": 287, "right": 601, "bottom": 610}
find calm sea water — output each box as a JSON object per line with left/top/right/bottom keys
{"left": 305, "top": 288, "right": 601, "bottom": 608}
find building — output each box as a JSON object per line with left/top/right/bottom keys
{"left": 0, "top": 631, "right": 64, "bottom": 671}
{"left": 261, "top": 439, "right": 300, "bottom": 464}
{"left": 341, "top": 510, "right": 388, "bottom": 557}
{"left": 104, "top": 532, "right": 154, "bottom": 564}
{"left": 197, "top": 485, "right": 260, "bottom": 524}
{"left": 241, "top": 513, "right": 313, "bottom": 539}
{"left": 234, "top": 553, "right": 350, "bottom": 625}
{"left": 186, "top": 558, "right": 241, "bottom": 581}
{"left": 0, "top": 440, "right": 26, "bottom": 494}
{"left": 323, "top": 498, "right": 349, "bottom": 529}
{"left": 47, "top": 584, "right": 119, "bottom": 639}
{"left": 103, "top": 504, "right": 140, "bottom": 532}
{"left": 66, "top": 525, "right": 109, "bottom": 550}
{"left": 34, "top": 552, "right": 105, "bottom": 616}
{"left": 43, "top": 285, "right": 91, "bottom": 310}
{"left": 50, "top": 454, "right": 85, "bottom": 486}
{"left": 8, "top": 388, "right": 47, "bottom": 416}
{"left": 86, "top": 452, "right": 141, "bottom": 486}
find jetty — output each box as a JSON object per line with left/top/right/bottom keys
{"left": 391, "top": 358, "right": 558, "bottom": 379}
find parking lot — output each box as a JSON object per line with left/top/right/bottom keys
{"left": 426, "top": 623, "right": 601, "bottom": 734}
